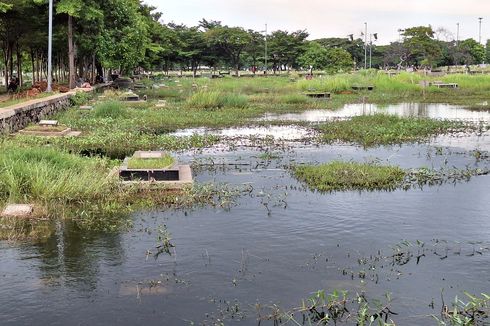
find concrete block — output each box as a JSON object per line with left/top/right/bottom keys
{"left": 1, "top": 204, "right": 33, "bottom": 218}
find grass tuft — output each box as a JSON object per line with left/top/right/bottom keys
{"left": 293, "top": 161, "right": 406, "bottom": 192}
{"left": 186, "top": 91, "right": 248, "bottom": 109}
{"left": 127, "top": 155, "right": 175, "bottom": 169}
{"left": 94, "top": 100, "right": 129, "bottom": 119}
{"left": 317, "top": 114, "right": 466, "bottom": 147}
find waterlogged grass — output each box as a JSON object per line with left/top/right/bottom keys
{"left": 294, "top": 161, "right": 406, "bottom": 192}
{"left": 0, "top": 144, "right": 117, "bottom": 203}
{"left": 318, "top": 114, "right": 466, "bottom": 147}
{"left": 94, "top": 100, "right": 130, "bottom": 118}
{"left": 13, "top": 132, "right": 218, "bottom": 159}
{"left": 186, "top": 90, "right": 248, "bottom": 109}
{"left": 127, "top": 155, "right": 175, "bottom": 169}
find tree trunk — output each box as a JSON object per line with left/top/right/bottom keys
{"left": 16, "top": 42, "right": 21, "bottom": 86}
{"left": 30, "top": 48, "right": 36, "bottom": 84}
{"left": 68, "top": 15, "right": 76, "bottom": 88}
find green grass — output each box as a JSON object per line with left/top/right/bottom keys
{"left": 186, "top": 90, "right": 248, "bottom": 109}
{"left": 127, "top": 155, "right": 175, "bottom": 169}
{"left": 94, "top": 100, "right": 129, "bottom": 118}
{"left": 293, "top": 161, "right": 406, "bottom": 192}
{"left": 317, "top": 114, "right": 466, "bottom": 147}
{"left": 23, "top": 125, "right": 69, "bottom": 132}
{"left": 0, "top": 144, "right": 116, "bottom": 203}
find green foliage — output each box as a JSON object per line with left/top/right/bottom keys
{"left": 294, "top": 161, "right": 406, "bottom": 192}
{"left": 69, "top": 91, "right": 91, "bottom": 106}
{"left": 486, "top": 40, "right": 490, "bottom": 64}
{"left": 298, "top": 41, "right": 329, "bottom": 70}
{"left": 318, "top": 114, "right": 465, "bottom": 146}
{"left": 458, "top": 39, "right": 486, "bottom": 65}
{"left": 325, "top": 48, "right": 354, "bottom": 73}
{"left": 205, "top": 26, "right": 252, "bottom": 71}
{"left": 402, "top": 26, "right": 442, "bottom": 67}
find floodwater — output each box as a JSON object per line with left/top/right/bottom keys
{"left": 260, "top": 103, "right": 490, "bottom": 122}
{"left": 1, "top": 106, "right": 490, "bottom": 325}
{"left": 171, "top": 103, "right": 489, "bottom": 141}
{"left": 171, "top": 125, "right": 316, "bottom": 140}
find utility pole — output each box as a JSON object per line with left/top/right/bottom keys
{"left": 47, "top": 0, "right": 53, "bottom": 92}
{"left": 369, "top": 34, "right": 372, "bottom": 68}
{"left": 478, "top": 17, "right": 483, "bottom": 44}
{"left": 364, "top": 22, "right": 368, "bottom": 69}
{"left": 456, "top": 23, "right": 460, "bottom": 45}
{"left": 264, "top": 23, "right": 268, "bottom": 73}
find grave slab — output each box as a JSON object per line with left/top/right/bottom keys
{"left": 1, "top": 204, "right": 34, "bottom": 218}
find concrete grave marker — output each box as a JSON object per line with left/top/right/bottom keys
{"left": 133, "top": 151, "right": 165, "bottom": 159}
{"left": 39, "top": 120, "right": 58, "bottom": 126}
{"left": 1, "top": 204, "right": 34, "bottom": 218}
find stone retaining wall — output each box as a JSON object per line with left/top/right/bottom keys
{"left": 0, "top": 93, "right": 74, "bottom": 134}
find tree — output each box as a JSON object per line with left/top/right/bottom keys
{"left": 173, "top": 25, "right": 206, "bottom": 76}
{"left": 458, "top": 39, "right": 485, "bottom": 65}
{"left": 244, "top": 29, "right": 264, "bottom": 73}
{"left": 315, "top": 37, "right": 364, "bottom": 67}
{"left": 325, "top": 48, "right": 353, "bottom": 73}
{"left": 205, "top": 26, "right": 251, "bottom": 75}
{"left": 486, "top": 40, "right": 490, "bottom": 64}
{"left": 402, "top": 26, "right": 442, "bottom": 67}
{"left": 96, "top": 0, "right": 149, "bottom": 75}
{"left": 268, "top": 30, "right": 308, "bottom": 72}
{"left": 298, "top": 41, "right": 328, "bottom": 72}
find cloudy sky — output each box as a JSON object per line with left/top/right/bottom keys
{"left": 145, "top": 0, "right": 488, "bottom": 44}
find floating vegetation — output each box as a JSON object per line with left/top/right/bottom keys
{"left": 434, "top": 292, "right": 490, "bottom": 326}
{"left": 257, "top": 290, "right": 397, "bottom": 325}
{"left": 317, "top": 114, "right": 477, "bottom": 147}
{"left": 293, "top": 161, "right": 489, "bottom": 193}
{"left": 293, "top": 161, "right": 406, "bottom": 192}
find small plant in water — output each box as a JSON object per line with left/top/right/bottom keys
{"left": 154, "top": 224, "right": 175, "bottom": 258}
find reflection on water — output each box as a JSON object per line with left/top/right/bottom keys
{"left": 171, "top": 125, "right": 315, "bottom": 140}
{"left": 260, "top": 103, "right": 490, "bottom": 122}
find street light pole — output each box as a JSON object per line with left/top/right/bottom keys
{"left": 369, "top": 34, "right": 372, "bottom": 69}
{"left": 364, "top": 22, "right": 368, "bottom": 69}
{"left": 478, "top": 17, "right": 483, "bottom": 44}
{"left": 264, "top": 23, "right": 268, "bottom": 73}
{"left": 47, "top": 0, "right": 53, "bottom": 92}
{"left": 456, "top": 23, "right": 460, "bottom": 45}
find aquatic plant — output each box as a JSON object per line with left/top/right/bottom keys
{"left": 293, "top": 161, "right": 406, "bottom": 192}
{"left": 317, "top": 114, "right": 468, "bottom": 147}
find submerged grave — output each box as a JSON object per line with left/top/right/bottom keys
{"left": 304, "top": 92, "right": 331, "bottom": 99}
{"left": 118, "top": 151, "right": 193, "bottom": 189}
{"left": 18, "top": 120, "right": 80, "bottom": 137}
{"left": 352, "top": 85, "right": 375, "bottom": 91}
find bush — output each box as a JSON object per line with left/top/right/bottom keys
{"left": 69, "top": 91, "right": 91, "bottom": 106}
